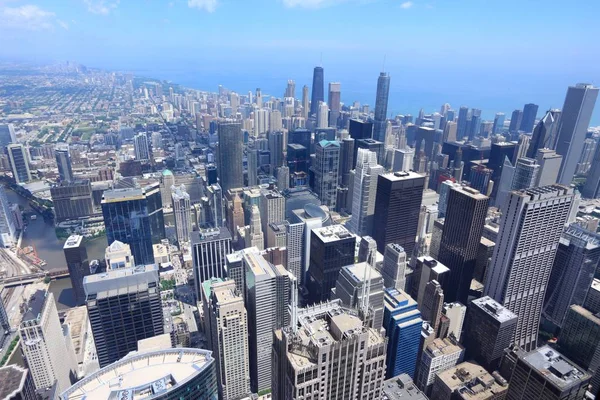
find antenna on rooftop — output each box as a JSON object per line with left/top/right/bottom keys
{"left": 382, "top": 54, "right": 387, "bottom": 72}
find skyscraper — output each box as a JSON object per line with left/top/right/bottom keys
{"left": 527, "top": 110, "right": 558, "bottom": 158}
{"left": 456, "top": 106, "right": 469, "bottom": 140}
{"left": 217, "top": 121, "right": 243, "bottom": 192}
{"left": 492, "top": 112, "right": 506, "bottom": 134}
{"left": 285, "top": 79, "right": 295, "bottom": 98}
{"left": 133, "top": 132, "right": 150, "bottom": 161}
{"left": 314, "top": 140, "right": 340, "bottom": 209}
{"left": 191, "top": 227, "right": 232, "bottom": 298}
{"left": 374, "top": 72, "right": 391, "bottom": 142}
{"left": 535, "top": 148, "right": 563, "bottom": 187}
{"left": 317, "top": 101, "right": 329, "bottom": 128}
{"left": 102, "top": 184, "right": 165, "bottom": 265}
{"left": 50, "top": 179, "right": 94, "bottom": 222}
{"left": 557, "top": 305, "right": 600, "bottom": 372}
{"left": 438, "top": 186, "right": 489, "bottom": 303}
{"left": 7, "top": 143, "right": 31, "bottom": 184}
{"left": 381, "top": 243, "right": 408, "bottom": 291}
{"left": 84, "top": 264, "right": 164, "bottom": 368}
{"left": 0, "top": 185, "right": 16, "bottom": 248}
{"left": 350, "top": 149, "right": 384, "bottom": 236}
{"left": 508, "top": 109, "right": 523, "bottom": 134}
{"left": 555, "top": 83, "right": 599, "bottom": 185}
{"left": 302, "top": 84, "right": 309, "bottom": 119}
{"left": 55, "top": 143, "right": 73, "bottom": 182}
{"left": 421, "top": 280, "right": 444, "bottom": 331}
{"left": 172, "top": 184, "right": 192, "bottom": 244}
{"left": 520, "top": 103, "right": 539, "bottom": 133}
{"left": 469, "top": 165, "right": 493, "bottom": 195}
{"left": 582, "top": 143, "right": 600, "bottom": 199}
{"left": 268, "top": 130, "right": 284, "bottom": 172}
{"left": 63, "top": 235, "right": 90, "bottom": 306}
{"left": 0, "top": 123, "right": 16, "bottom": 147}
{"left": 245, "top": 205, "right": 264, "bottom": 250}
{"left": 484, "top": 185, "right": 575, "bottom": 351}
{"left": 349, "top": 119, "right": 373, "bottom": 140}
{"left": 373, "top": 171, "right": 425, "bottom": 255}
{"left": 310, "top": 66, "right": 324, "bottom": 117}
{"left": 328, "top": 82, "right": 341, "bottom": 127}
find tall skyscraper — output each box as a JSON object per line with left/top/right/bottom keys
{"left": 484, "top": 185, "right": 575, "bottom": 351}
{"left": 206, "top": 280, "right": 251, "bottom": 400}
{"left": 467, "top": 108, "right": 482, "bottom": 141}
{"left": 172, "top": 184, "right": 192, "bottom": 244}
{"left": 102, "top": 184, "right": 165, "bottom": 265}
{"left": 217, "top": 121, "right": 244, "bottom": 192}
{"left": 245, "top": 205, "right": 264, "bottom": 250}
{"left": 492, "top": 112, "right": 506, "bottom": 134}
{"left": 50, "top": 179, "right": 94, "bottom": 222}
{"left": 520, "top": 103, "right": 539, "bottom": 133}
{"left": 456, "top": 106, "right": 470, "bottom": 140}
{"left": 469, "top": 165, "right": 493, "bottom": 195}
{"left": 302, "top": 84, "right": 309, "bottom": 119}
{"left": 133, "top": 132, "right": 150, "bottom": 161}
{"left": 285, "top": 79, "right": 295, "bottom": 98}
{"left": 244, "top": 251, "right": 291, "bottom": 393}
{"left": 557, "top": 305, "right": 600, "bottom": 372}
{"left": 63, "top": 235, "right": 90, "bottom": 305}
{"left": 421, "top": 280, "right": 444, "bottom": 331}
{"left": 19, "top": 290, "right": 76, "bottom": 392}
{"left": 191, "top": 227, "right": 232, "bottom": 298}
{"left": 259, "top": 188, "right": 285, "bottom": 237}
{"left": 373, "top": 171, "right": 425, "bottom": 255}
{"left": 55, "top": 143, "right": 73, "bottom": 182}
{"left": 84, "top": 264, "right": 164, "bottom": 368}
{"left": 317, "top": 101, "right": 329, "bottom": 128}
{"left": 0, "top": 185, "right": 16, "bottom": 248}
{"left": 0, "top": 123, "right": 16, "bottom": 147}
{"left": 314, "top": 140, "right": 340, "bottom": 209}
{"left": 328, "top": 82, "right": 341, "bottom": 127}
{"left": 535, "top": 148, "right": 563, "bottom": 187}
{"left": 374, "top": 72, "right": 391, "bottom": 142}
{"left": 527, "top": 110, "right": 558, "bottom": 158}
{"left": 7, "top": 143, "right": 31, "bottom": 184}
{"left": 268, "top": 130, "right": 284, "bottom": 172}
{"left": 438, "top": 186, "right": 489, "bottom": 303}
{"left": 350, "top": 149, "right": 384, "bottom": 236}
{"left": 310, "top": 66, "right": 324, "bottom": 117}
{"left": 555, "top": 83, "right": 599, "bottom": 185}
{"left": 272, "top": 299, "right": 387, "bottom": 400}
{"left": 381, "top": 243, "right": 408, "bottom": 291}
{"left": 349, "top": 119, "right": 373, "bottom": 140}
{"left": 508, "top": 109, "right": 523, "bottom": 134}
{"left": 583, "top": 143, "right": 600, "bottom": 199}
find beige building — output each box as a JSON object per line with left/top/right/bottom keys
{"left": 430, "top": 361, "right": 508, "bottom": 400}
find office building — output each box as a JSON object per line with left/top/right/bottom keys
{"left": 527, "top": 110, "right": 559, "bottom": 158}
{"left": 421, "top": 280, "right": 444, "bottom": 331}
{"left": 469, "top": 165, "right": 493, "bottom": 195}
{"left": 206, "top": 280, "right": 251, "bottom": 400}
{"left": 512, "top": 157, "right": 539, "bottom": 190}
{"left": 535, "top": 148, "right": 562, "bottom": 187}
{"left": 556, "top": 84, "right": 599, "bottom": 185}
{"left": 268, "top": 130, "right": 284, "bottom": 171}
{"left": 277, "top": 165, "right": 289, "bottom": 191}
{"left": 310, "top": 66, "right": 324, "bottom": 116}
{"left": 354, "top": 138, "right": 385, "bottom": 169}
{"left": 102, "top": 184, "right": 165, "bottom": 265}
{"left": 431, "top": 361, "right": 509, "bottom": 400}
{"left": 7, "top": 144, "right": 31, "bottom": 184}
{"left": 557, "top": 305, "right": 600, "bottom": 372}
{"left": 585, "top": 279, "right": 600, "bottom": 314}
{"left": 520, "top": 103, "right": 539, "bottom": 133}
{"left": 55, "top": 144, "right": 73, "bottom": 182}
{"left": 0, "top": 185, "right": 16, "bottom": 248}
{"left": 244, "top": 251, "right": 291, "bottom": 393}
{"left": 317, "top": 101, "right": 329, "bottom": 128}
{"left": 583, "top": 143, "right": 600, "bottom": 199}
{"left": 416, "top": 337, "right": 465, "bottom": 394}
{"left": 373, "top": 171, "right": 425, "bottom": 255}
{"left": 544, "top": 224, "right": 600, "bottom": 329}
{"left": 84, "top": 264, "right": 164, "bottom": 368}
{"left": 60, "top": 348, "right": 218, "bottom": 400}
{"left": 307, "top": 224, "right": 356, "bottom": 303}
{"left": 133, "top": 132, "right": 150, "bottom": 161}
{"left": 272, "top": 299, "right": 387, "bottom": 400}
{"left": 50, "top": 179, "right": 94, "bottom": 222}
{"left": 350, "top": 149, "right": 384, "bottom": 236}
{"left": 381, "top": 243, "right": 408, "bottom": 291}
{"left": 0, "top": 123, "right": 16, "bottom": 147}
{"left": 438, "top": 186, "right": 489, "bottom": 303}
{"left": 412, "top": 256, "right": 450, "bottom": 306}
{"left": 191, "top": 227, "right": 232, "bottom": 298}
{"left": 105, "top": 240, "right": 135, "bottom": 270}
{"left": 464, "top": 296, "right": 517, "bottom": 371}
{"left": 349, "top": 118, "right": 373, "bottom": 140}
{"left": 217, "top": 121, "right": 244, "bottom": 192}
{"left": 245, "top": 205, "right": 264, "bottom": 250}
{"left": 63, "top": 235, "right": 90, "bottom": 306}
{"left": 456, "top": 106, "right": 470, "bottom": 140}
{"left": 492, "top": 112, "right": 505, "bottom": 134}
{"left": 484, "top": 185, "right": 575, "bottom": 351}
{"left": 328, "top": 82, "right": 341, "bottom": 127}
{"left": 19, "top": 290, "right": 76, "bottom": 392}
{"left": 504, "top": 345, "right": 590, "bottom": 400}
{"left": 374, "top": 72, "right": 391, "bottom": 142}
{"left": 259, "top": 188, "right": 285, "bottom": 240}
{"left": 442, "top": 302, "right": 466, "bottom": 341}
{"left": 0, "top": 365, "right": 37, "bottom": 400}
{"left": 314, "top": 140, "right": 340, "bottom": 209}
{"left": 508, "top": 109, "right": 523, "bottom": 134}
{"left": 171, "top": 185, "right": 192, "bottom": 244}
{"left": 382, "top": 374, "right": 428, "bottom": 400}
{"left": 339, "top": 137, "right": 355, "bottom": 187}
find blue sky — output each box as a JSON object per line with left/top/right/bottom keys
{"left": 1, "top": 0, "right": 600, "bottom": 124}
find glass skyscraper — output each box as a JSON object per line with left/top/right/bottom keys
{"left": 373, "top": 72, "right": 391, "bottom": 142}
{"left": 310, "top": 66, "right": 324, "bottom": 117}
{"left": 216, "top": 121, "right": 243, "bottom": 192}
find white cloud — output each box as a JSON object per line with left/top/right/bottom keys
{"left": 0, "top": 4, "right": 56, "bottom": 30}
{"left": 400, "top": 1, "right": 413, "bottom": 9}
{"left": 84, "top": 0, "right": 120, "bottom": 15}
{"left": 57, "top": 19, "right": 69, "bottom": 29}
{"left": 188, "top": 0, "right": 217, "bottom": 12}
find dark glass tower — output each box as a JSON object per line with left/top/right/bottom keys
{"left": 310, "top": 66, "right": 324, "bottom": 117}
{"left": 526, "top": 110, "right": 559, "bottom": 159}
{"left": 373, "top": 72, "right": 391, "bottom": 142}
{"left": 520, "top": 103, "right": 539, "bottom": 133}
{"left": 55, "top": 144, "right": 73, "bottom": 182}
{"left": 456, "top": 106, "right": 469, "bottom": 140}
{"left": 101, "top": 183, "right": 165, "bottom": 265}
{"left": 63, "top": 235, "right": 90, "bottom": 305}
{"left": 217, "top": 121, "right": 244, "bottom": 192}
{"left": 349, "top": 119, "right": 373, "bottom": 140}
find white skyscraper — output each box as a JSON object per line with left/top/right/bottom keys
{"left": 381, "top": 243, "right": 408, "bottom": 291}
{"left": 259, "top": 188, "right": 285, "bottom": 237}
{"left": 317, "top": 101, "right": 329, "bottom": 128}
{"left": 245, "top": 205, "right": 265, "bottom": 250}
{"left": 254, "top": 108, "right": 269, "bottom": 135}
{"left": 133, "top": 132, "right": 150, "bottom": 161}
{"left": 172, "top": 184, "right": 192, "bottom": 244}
{"left": 0, "top": 185, "right": 16, "bottom": 247}
{"left": 350, "top": 149, "right": 384, "bottom": 236}
{"left": 484, "top": 185, "right": 575, "bottom": 351}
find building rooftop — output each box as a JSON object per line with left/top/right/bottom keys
{"left": 60, "top": 348, "right": 214, "bottom": 400}
{"left": 21, "top": 289, "right": 47, "bottom": 324}
{"left": 521, "top": 345, "right": 590, "bottom": 391}
{"left": 0, "top": 365, "right": 29, "bottom": 400}
{"left": 191, "top": 227, "right": 232, "bottom": 245}
{"left": 436, "top": 362, "right": 508, "bottom": 400}
{"left": 63, "top": 235, "right": 83, "bottom": 249}
{"left": 312, "top": 224, "right": 355, "bottom": 243}
{"left": 64, "top": 306, "right": 88, "bottom": 357}
{"left": 471, "top": 296, "right": 517, "bottom": 323}
{"left": 102, "top": 187, "right": 145, "bottom": 203}
{"left": 343, "top": 262, "right": 383, "bottom": 285}
{"left": 381, "top": 170, "right": 425, "bottom": 182}
{"left": 83, "top": 264, "right": 158, "bottom": 298}
{"left": 382, "top": 374, "right": 428, "bottom": 400}
{"left": 452, "top": 185, "right": 489, "bottom": 200}
{"left": 425, "top": 337, "right": 463, "bottom": 358}
{"left": 417, "top": 256, "right": 450, "bottom": 275}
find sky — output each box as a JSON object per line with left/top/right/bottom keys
{"left": 1, "top": 0, "right": 600, "bottom": 124}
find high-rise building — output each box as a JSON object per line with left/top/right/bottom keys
{"left": 328, "top": 82, "right": 341, "bottom": 127}
{"left": 172, "top": 184, "right": 192, "bottom": 244}
{"left": 0, "top": 123, "right": 16, "bottom": 147}
{"left": 277, "top": 164, "right": 290, "bottom": 191}
{"left": 543, "top": 224, "right": 600, "bottom": 329}
{"left": 310, "top": 66, "right": 324, "bottom": 117}
{"left": 244, "top": 251, "right": 291, "bottom": 393}
{"left": 245, "top": 205, "right": 264, "bottom": 250}
{"left": 19, "top": 290, "right": 76, "bottom": 392}
{"left": 557, "top": 305, "right": 600, "bottom": 372}
{"left": 102, "top": 184, "right": 165, "bottom": 265}
{"left": 416, "top": 337, "right": 465, "bottom": 394}
{"left": 469, "top": 165, "right": 493, "bottom": 195}
{"left": 50, "top": 179, "right": 94, "bottom": 222}
{"left": 382, "top": 374, "right": 428, "bottom": 400}
{"left": 412, "top": 256, "right": 450, "bottom": 306}
{"left": 84, "top": 264, "right": 164, "bottom": 368}
{"left": 503, "top": 345, "right": 590, "bottom": 400}
{"left": 0, "top": 365, "right": 37, "bottom": 400}
{"left": 467, "top": 108, "right": 482, "bottom": 141}
{"left": 430, "top": 361, "right": 509, "bottom": 400}
{"left": 206, "top": 280, "right": 251, "bottom": 400}
{"left": 421, "top": 280, "right": 444, "bottom": 331}
{"left": 285, "top": 79, "right": 295, "bottom": 98}
{"left": 527, "top": 110, "right": 559, "bottom": 158}
{"left": 55, "top": 143, "right": 73, "bottom": 182}
{"left": 191, "top": 227, "right": 232, "bottom": 298}
{"left": 583, "top": 143, "right": 600, "bottom": 199}
{"left": 217, "top": 121, "right": 244, "bottom": 192}
{"left": 104, "top": 240, "right": 135, "bottom": 270}
{"left": 492, "top": 112, "right": 506, "bottom": 134}
{"left": 441, "top": 302, "right": 466, "bottom": 341}
{"left": 307, "top": 224, "right": 356, "bottom": 303}
{"left": 314, "top": 140, "right": 340, "bottom": 209}
{"left": 133, "top": 132, "right": 150, "bottom": 161}
{"left": 268, "top": 130, "right": 284, "bottom": 172}
{"left": 350, "top": 149, "right": 384, "bottom": 236}
{"left": 437, "top": 186, "right": 489, "bottom": 303}
{"left": 556, "top": 84, "right": 599, "bottom": 185}
{"left": 7, "top": 143, "right": 31, "bottom": 183}
{"left": 259, "top": 188, "right": 285, "bottom": 236}
{"left": 302, "top": 84, "right": 309, "bottom": 119}
{"left": 464, "top": 296, "right": 518, "bottom": 371}
{"left": 512, "top": 157, "right": 539, "bottom": 190}
{"left": 63, "top": 235, "right": 90, "bottom": 306}
{"left": 508, "top": 109, "right": 523, "bottom": 134}
{"left": 484, "top": 185, "right": 575, "bottom": 351}
{"left": 520, "top": 103, "right": 539, "bottom": 133}
{"left": 0, "top": 185, "right": 16, "bottom": 248}
{"left": 349, "top": 119, "right": 373, "bottom": 140}
{"left": 60, "top": 348, "right": 218, "bottom": 400}
{"left": 373, "top": 171, "right": 425, "bottom": 255}
{"left": 317, "top": 101, "right": 329, "bottom": 128}
{"left": 456, "top": 106, "right": 470, "bottom": 140}
{"left": 381, "top": 243, "right": 408, "bottom": 291}
{"left": 272, "top": 299, "right": 387, "bottom": 400}
{"left": 374, "top": 72, "right": 391, "bottom": 142}
{"left": 535, "top": 148, "right": 563, "bottom": 187}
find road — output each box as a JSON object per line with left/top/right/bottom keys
{"left": 0, "top": 248, "right": 31, "bottom": 278}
